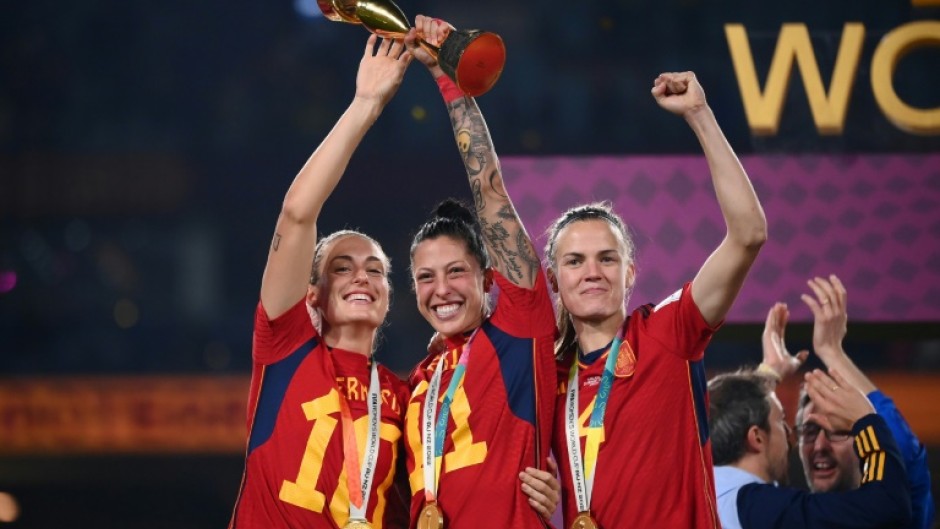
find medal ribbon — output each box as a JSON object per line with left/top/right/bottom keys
{"left": 336, "top": 361, "right": 382, "bottom": 521}
{"left": 564, "top": 328, "right": 624, "bottom": 513}
{"left": 422, "top": 329, "right": 479, "bottom": 503}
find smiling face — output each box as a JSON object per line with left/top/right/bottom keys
{"left": 310, "top": 235, "right": 390, "bottom": 332}
{"left": 551, "top": 219, "right": 635, "bottom": 326}
{"left": 798, "top": 400, "right": 862, "bottom": 492}
{"left": 411, "top": 235, "right": 488, "bottom": 338}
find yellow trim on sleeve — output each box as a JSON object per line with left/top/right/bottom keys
{"left": 876, "top": 451, "right": 886, "bottom": 481}
{"left": 858, "top": 429, "right": 872, "bottom": 453}
{"left": 865, "top": 425, "right": 880, "bottom": 451}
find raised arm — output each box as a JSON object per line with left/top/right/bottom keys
{"left": 804, "top": 274, "right": 935, "bottom": 528}
{"left": 406, "top": 17, "right": 540, "bottom": 288}
{"left": 260, "top": 36, "right": 411, "bottom": 318}
{"left": 652, "top": 72, "right": 767, "bottom": 326}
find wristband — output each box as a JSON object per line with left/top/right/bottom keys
{"left": 435, "top": 75, "right": 465, "bottom": 103}
{"left": 756, "top": 362, "right": 782, "bottom": 382}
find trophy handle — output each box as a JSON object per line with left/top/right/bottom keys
{"left": 355, "top": 0, "right": 411, "bottom": 38}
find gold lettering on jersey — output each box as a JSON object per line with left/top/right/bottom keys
{"left": 347, "top": 377, "right": 362, "bottom": 401}
{"left": 423, "top": 349, "right": 461, "bottom": 374}
{"left": 443, "top": 385, "right": 487, "bottom": 471}
{"left": 405, "top": 379, "right": 487, "bottom": 493}
{"left": 280, "top": 391, "right": 339, "bottom": 511}
{"left": 328, "top": 418, "right": 402, "bottom": 527}
{"left": 280, "top": 389, "right": 403, "bottom": 526}
{"left": 333, "top": 377, "right": 400, "bottom": 414}
{"left": 381, "top": 389, "right": 400, "bottom": 414}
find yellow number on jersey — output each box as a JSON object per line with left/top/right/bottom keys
{"left": 407, "top": 380, "right": 488, "bottom": 492}
{"left": 279, "top": 389, "right": 402, "bottom": 527}
{"left": 280, "top": 390, "right": 339, "bottom": 511}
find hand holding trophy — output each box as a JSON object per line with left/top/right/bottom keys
{"left": 317, "top": 0, "right": 506, "bottom": 96}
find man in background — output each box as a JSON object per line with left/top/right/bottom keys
{"left": 792, "top": 275, "right": 934, "bottom": 529}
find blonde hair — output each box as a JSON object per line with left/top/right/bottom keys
{"left": 309, "top": 230, "right": 392, "bottom": 351}
{"left": 310, "top": 230, "right": 390, "bottom": 286}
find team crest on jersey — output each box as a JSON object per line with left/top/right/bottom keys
{"left": 615, "top": 341, "right": 636, "bottom": 378}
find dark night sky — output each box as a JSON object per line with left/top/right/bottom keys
{"left": 1, "top": 0, "right": 937, "bottom": 375}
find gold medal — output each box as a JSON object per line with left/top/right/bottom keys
{"left": 343, "top": 519, "right": 372, "bottom": 529}
{"left": 417, "top": 501, "right": 443, "bottom": 529}
{"left": 570, "top": 512, "right": 598, "bottom": 529}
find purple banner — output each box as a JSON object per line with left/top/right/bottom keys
{"left": 504, "top": 154, "right": 940, "bottom": 323}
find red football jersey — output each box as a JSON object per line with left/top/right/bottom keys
{"left": 404, "top": 271, "right": 556, "bottom": 529}
{"left": 230, "top": 299, "right": 411, "bottom": 529}
{"left": 553, "top": 283, "right": 720, "bottom": 529}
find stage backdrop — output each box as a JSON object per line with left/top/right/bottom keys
{"left": 505, "top": 153, "right": 940, "bottom": 323}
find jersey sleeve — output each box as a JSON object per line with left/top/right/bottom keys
{"left": 868, "top": 390, "right": 936, "bottom": 529}
{"left": 488, "top": 268, "right": 555, "bottom": 339}
{"left": 253, "top": 298, "right": 318, "bottom": 365}
{"left": 735, "top": 414, "right": 912, "bottom": 529}
{"left": 641, "top": 282, "right": 721, "bottom": 361}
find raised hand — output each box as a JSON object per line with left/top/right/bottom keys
{"left": 651, "top": 71, "right": 708, "bottom": 117}
{"left": 761, "top": 302, "right": 809, "bottom": 380}
{"left": 404, "top": 15, "right": 452, "bottom": 78}
{"left": 355, "top": 34, "right": 413, "bottom": 107}
{"left": 804, "top": 368, "right": 874, "bottom": 433}
{"left": 801, "top": 274, "right": 848, "bottom": 359}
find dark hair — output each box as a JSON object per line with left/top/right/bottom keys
{"left": 707, "top": 370, "right": 776, "bottom": 466}
{"left": 409, "top": 199, "right": 491, "bottom": 274}
{"left": 795, "top": 384, "right": 812, "bottom": 428}
{"left": 543, "top": 202, "right": 636, "bottom": 357}
{"left": 310, "top": 229, "right": 390, "bottom": 286}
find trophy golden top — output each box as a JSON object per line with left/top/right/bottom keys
{"left": 317, "top": 0, "right": 359, "bottom": 23}
{"left": 315, "top": 0, "right": 507, "bottom": 96}
{"left": 355, "top": 0, "right": 411, "bottom": 38}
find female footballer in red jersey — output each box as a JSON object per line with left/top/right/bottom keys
{"left": 545, "top": 73, "right": 767, "bottom": 529}
{"left": 401, "top": 16, "right": 560, "bottom": 529}
{"left": 228, "top": 36, "right": 414, "bottom": 529}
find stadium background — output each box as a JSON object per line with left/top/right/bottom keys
{"left": 1, "top": 0, "right": 938, "bottom": 526}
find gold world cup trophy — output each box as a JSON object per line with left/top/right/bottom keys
{"left": 317, "top": 0, "right": 506, "bottom": 97}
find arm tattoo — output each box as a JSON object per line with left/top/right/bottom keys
{"left": 495, "top": 203, "right": 514, "bottom": 221}
{"left": 515, "top": 229, "right": 541, "bottom": 280}
{"left": 471, "top": 177, "right": 485, "bottom": 213}
{"left": 272, "top": 233, "right": 282, "bottom": 251}
{"left": 448, "top": 98, "right": 488, "bottom": 178}
{"left": 478, "top": 205, "right": 539, "bottom": 284}
{"left": 479, "top": 216, "right": 524, "bottom": 283}
{"left": 489, "top": 169, "right": 509, "bottom": 199}
{"left": 447, "top": 96, "right": 540, "bottom": 284}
